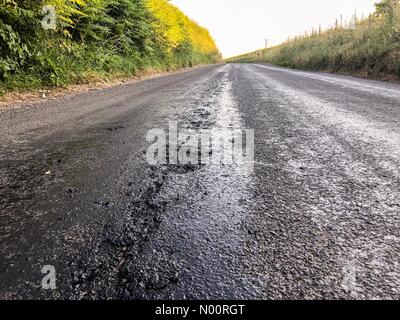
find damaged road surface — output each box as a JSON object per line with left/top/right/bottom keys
{"left": 1, "top": 64, "right": 400, "bottom": 299}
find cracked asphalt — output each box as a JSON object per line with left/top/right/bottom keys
{"left": 0, "top": 63, "right": 400, "bottom": 300}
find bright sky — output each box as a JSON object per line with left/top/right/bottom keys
{"left": 171, "top": 0, "right": 377, "bottom": 58}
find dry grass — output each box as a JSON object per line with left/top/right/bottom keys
{"left": 228, "top": 0, "right": 400, "bottom": 79}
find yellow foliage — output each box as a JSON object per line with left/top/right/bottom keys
{"left": 146, "top": 0, "right": 218, "bottom": 54}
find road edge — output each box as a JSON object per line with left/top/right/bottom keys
{"left": 0, "top": 64, "right": 223, "bottom": 111}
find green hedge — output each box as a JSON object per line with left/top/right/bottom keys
{"left": 0, "top": 0, "right": 220, "bottom": 94}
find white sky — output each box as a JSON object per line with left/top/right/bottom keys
{"left": 171, "top": 0, "right": 377, "bottom": 58}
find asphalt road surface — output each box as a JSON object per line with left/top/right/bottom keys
{"left": 1, "top": 64, "right": 400, "bottom": 300}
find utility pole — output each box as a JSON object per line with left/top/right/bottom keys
{"left": 265, "top": 38, "right": 269, "bottom": 49}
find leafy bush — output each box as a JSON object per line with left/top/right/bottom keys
{"left": 0, "top": 0, "right": 220, "bottom": 93}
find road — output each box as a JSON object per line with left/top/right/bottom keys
{"left": 1, "top": 63, "right": 400, "bottom": 300}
